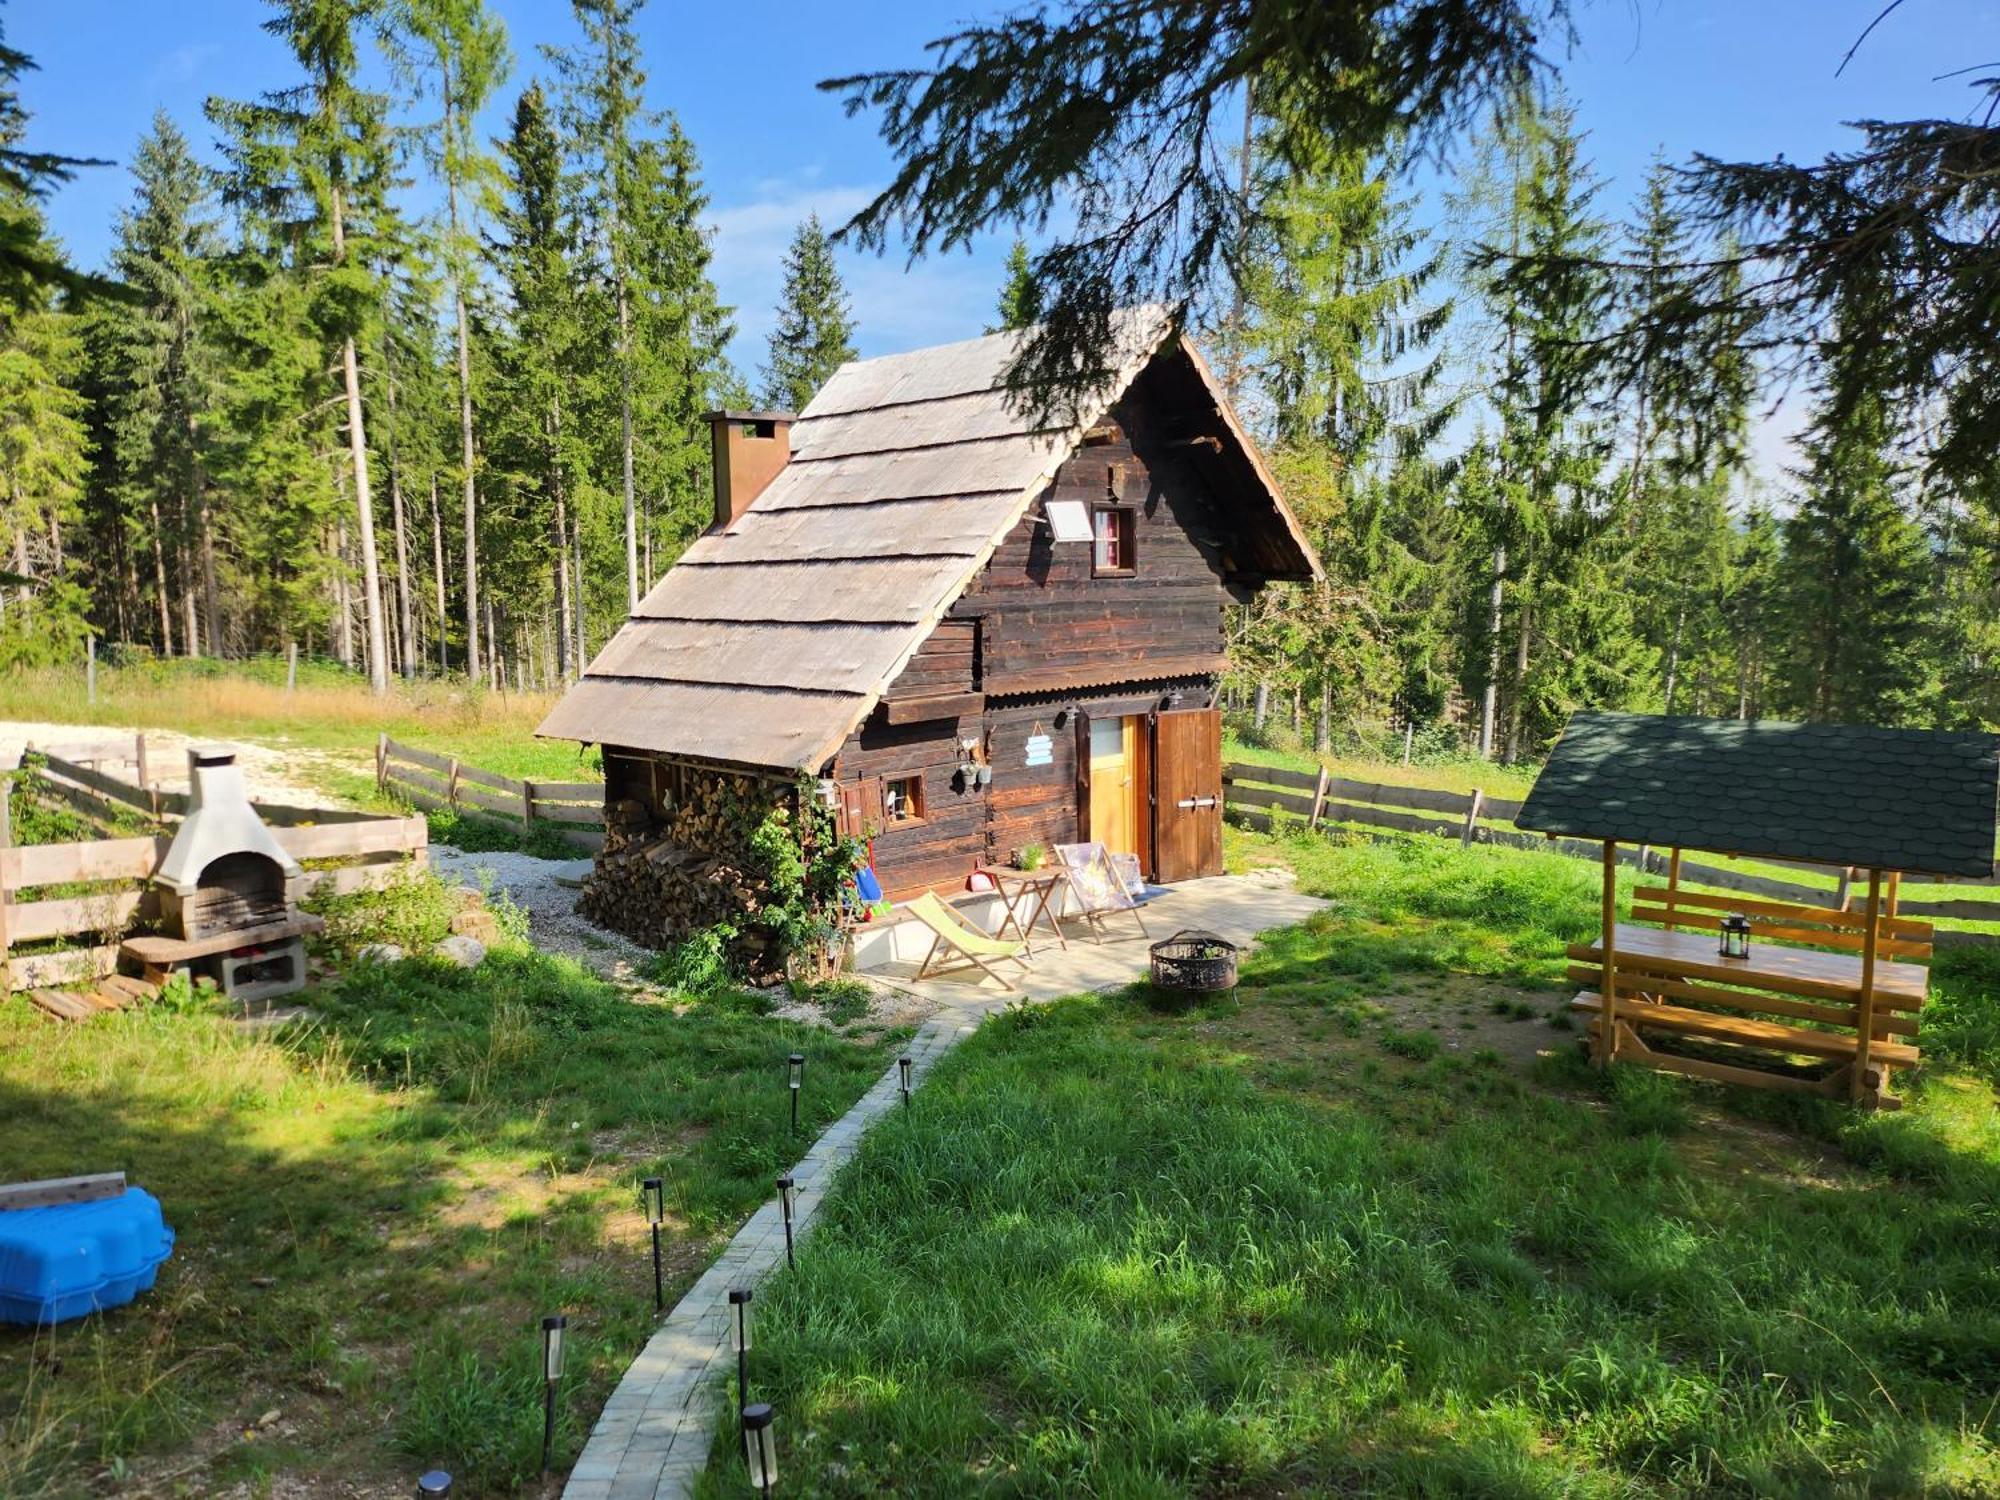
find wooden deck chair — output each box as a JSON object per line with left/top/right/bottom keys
{"left": 1052, "top": 842, "right": 1152, "bottom": 943}
{"left": 905, "top": 891, "right": 1030, "bottom": 990}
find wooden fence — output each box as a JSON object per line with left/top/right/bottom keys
{"left": 376, "top": 736, "right": 605, "bottom": 852}
{"left": 14, "top": 739, "right": 387, "bottom": 835}
{"left": 0, "top": 812, "right": 429, "bottom": 994}
{"left": 1222, "top": 759, "right": 2000, "bottom": 948}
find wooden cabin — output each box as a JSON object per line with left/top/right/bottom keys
{"left": 538, "top": 311, "right": 1319, "bottom": 955}
{"left": 1517, "top": 712, "right": 2000, "bottom": 1108}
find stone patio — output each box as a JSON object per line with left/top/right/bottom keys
{"left": 561, "top": 870, "right": 1324, "bottom": 1500}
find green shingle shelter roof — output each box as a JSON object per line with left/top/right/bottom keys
{"left": 1516, "top": 712, "right": 2000, "bottom": 878}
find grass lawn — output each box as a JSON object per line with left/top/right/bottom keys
{"left": 701, "top": 831, "right": 2000, "bottom": 1498}
{"left": 0, "top": 905, "right": 910, "bottom": 1497}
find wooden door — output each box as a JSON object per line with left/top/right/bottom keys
{"left": 1088, "top": 715, "right": 1140, "bottom": 855}
{"left": 1151, "top": 707, "right": 1222, "bottom": 881}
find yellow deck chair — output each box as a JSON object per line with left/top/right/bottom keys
{"left": 905, "top": 890, "right": 1029, "bottom": 990}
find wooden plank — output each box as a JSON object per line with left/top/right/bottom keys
{"left": 1565, "top": 962, "right": 1918, "bottom": 1037}
{"left": 100, "top": 974, "right": 156, "bottom": 1004}
{"left": 388, "top": 764, "right": 453, "bottom": 802}
{"left": 453, "top": 762, "right": 523, "bottom": 795}
{"left": 37, "top": 754, "right": 159, "bottom": 813}
{"left": 1629, "top": 904, "right": 1932, "bottom": 961}
{"left": 882, "top": 691, "right": 985, "bottom": 726}
{"left": 1571, "top": 990, "right": 1917, "bottom": 1066}
{"left": 26, "top": 987, "right": 93, "bottom": 1021}
{"left": 455, "top": 782, "right": 527, "bottom": 819}
{"left": 7, "top": 890, "right": 147, "bottom": 944}
{"left": 1229, "top": 787, "right": 1317, "bottom": 820}
{"left": 1657, "top": 861, "right": 1851, "bottom": 908}
{"left": 0, "top": 1171, "right": 126, "bottom": 1209}
{"left": 8, "top": 944, "right": 118, "bottom": 993}
{"left": 1894, "top": 897, "right": 2000, "bottom": 922}
{"left": 1479, "top": 794, "right": 1525, "bottom": 821}
{"left": 1, "top": 836, "right": 167, "bottom": 892}
{"left": 526, "top": 781, "right": 603, "bottom": 801}
{"left": 122, "top": 913, "right": 325, "bottom": 964}
{"left": 274, "top": 817, "right": 427, "bottom": 861}
{"left": 1599, "top": 840, "right": 1618, "bottom": 1068}
{"left": 385, "top": 740, "right": 457, "bottom": 776}
{"left": 1854, "top": 870, "right": 1882, "bottom": 1104}
{"left": 1321, "top": 800, "right": 1463, "bottom": 840}
{"left": 1582, "top": 1012, "right": 1840, "bottom": 1097}
{"left": 1325, "top": 778, "right": 1473, "bottom": 815}
{"left": 1222, "top": 762, "right": 1321, "bottom": 793}
{"left": 531, "top": 801, "right": 606, "bottom": 825}
{"left": 301, "top": 851, "right": 427, "bottom": 898}
{"left": 1631, "top": 885, "right": 1931, "bottom": 939}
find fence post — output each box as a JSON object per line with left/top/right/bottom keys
{"left": 85, "top": 635, "right": 96, "bottom": 705}
{"left": 375, "top": 734, "right": 388, "bottom": 794}
{"left": 1461, "top": 788, "right": 1484, "bottom": 847}
{"left": 522, "top": 779, "right": 536, "bottom": 826}
{"left": 287, "top": 641, "right": 299, "bottom": 693}
{"left": 447, "top": 756, "right": 462, "bottom": 813}
{"left": 1307, "top": 767, "right": 1330, "bottom": 830}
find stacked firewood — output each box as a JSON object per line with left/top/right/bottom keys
{"left": 580, "top": 769, "right": 783, "bottom": 974}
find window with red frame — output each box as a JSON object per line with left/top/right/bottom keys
{"left": 1092, "top": 505, "right": 1135, "bottom": 575}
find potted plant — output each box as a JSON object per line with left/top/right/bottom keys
{"left": 1016, "top": 842, "right": 1046, "bottom": 872}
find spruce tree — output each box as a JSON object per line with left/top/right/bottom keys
{"left": 209, "top": 0, "right": 398, "bottom": 691}
{"left": 761, "top": 213, "right": 854, "bottom": 412}
{"left": 391, "top": 0, "right": 511, "bottom": 681}
{"left": 91, "top": 112, "right": 223, "bottom": 657}
{"left": 1774, "top": 376, "right": 1933, "bottom": 724}
{"left": 990, "top": 239, "right": 1040, "bottom": 332}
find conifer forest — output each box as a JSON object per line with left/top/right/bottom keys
{"left": 2, "top": 0, "right": 1995, "bottom": 763}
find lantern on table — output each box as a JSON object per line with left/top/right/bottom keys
{"left": 1719, "top": 913, "right": 1751, "bottom": 960}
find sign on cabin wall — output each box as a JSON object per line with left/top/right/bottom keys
{"left": 1024, "top": 728, "right": 1053, "bottom": 767}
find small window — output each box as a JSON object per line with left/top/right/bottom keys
{"left": 883, "top": 774, "right": 925, "bottom": 824}
{"left": 1093, "top": 506, "right": 1135, "bottom": 575}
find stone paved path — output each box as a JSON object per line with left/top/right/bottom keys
{"left": 562, "top": 872, "right": 1323, "bottom": 1500}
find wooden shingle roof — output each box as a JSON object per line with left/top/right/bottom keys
{"left": 1516, "top": 711, "right": 2000, "bottom": 878}
{"left": 538, "top": 312, "right": 1318, "bottom": 772}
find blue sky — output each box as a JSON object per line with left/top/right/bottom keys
{"left": 14, "top": 0, "right": 1998, "bottom": 474}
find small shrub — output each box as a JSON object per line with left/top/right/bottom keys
{"left": 789, "top": 975, "right": 873, "bottom": 1025}
{"left": 305, "top": 865, "right": 456, "bottom": 956}
{"left": 1381, "top": 1028, "right": 1441, "bottom": 1062}
{"left": 647, "top": 922, "right": 739, "bottom": 994}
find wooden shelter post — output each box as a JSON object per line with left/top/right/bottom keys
{"left": 1598, "top": 840, "right": 1619, "bottom": 1066}
{"left": 1852, "top": 868, "right": 1882, "bottom": 1103}
{"left": 1663, "top": 847, "right": 1682, "bottom": 931}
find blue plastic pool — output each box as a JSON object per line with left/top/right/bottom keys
{"left": 0, "top": 1187, "right": 175, "bottom": 1326}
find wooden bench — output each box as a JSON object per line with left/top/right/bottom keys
{"left": 1567, "top": 885, "right": 1931, "bottom": 1108}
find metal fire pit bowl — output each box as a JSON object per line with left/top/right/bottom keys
{"left": 1149, "top": 929, "right": 1238, "bottom": 1002}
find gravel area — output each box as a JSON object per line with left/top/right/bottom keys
{"left": 428, "top": 846, "right": 652, "bottom": 980}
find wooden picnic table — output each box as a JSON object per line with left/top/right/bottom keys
{"left": 1577, "top": 922, "right": 1928, "bottom": 1007}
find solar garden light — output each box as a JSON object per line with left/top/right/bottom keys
{"left": 643, "top": 1175, "right": 666, "bottom": 1311}
{"left": 775, "top": 1175, "right": 797, "bottom": 1270}
{"left": 416, "top": 1472, "right": 452, "bottom": 1497}
{"left": 741, "top": 1402, "right": 778, "bottom": 1495}
{"left": 898, "top": 1055, "right": 913, "bottom": 1108}
{"left": 1719, "top": 913, "right": 1752, "bottom": 960}
{"left": 728, "top": 1286, "right": 753, "bottom": 1410}
{"left": 788, "top": 1052, "right": 806, "bottom": 1133}
{"left": 540, "top": 1315, "right": 567, "bottom": 1476}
